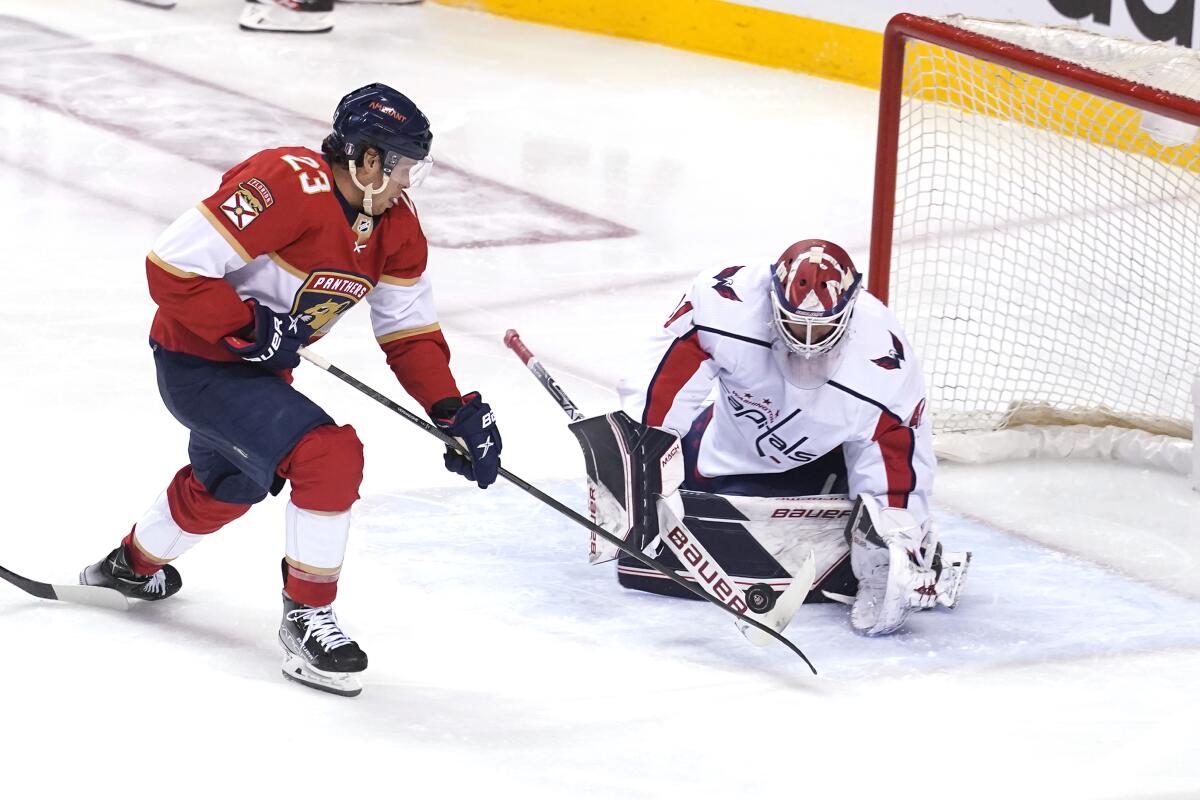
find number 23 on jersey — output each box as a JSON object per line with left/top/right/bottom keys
{"left": 281, "top": 154, "right": 332, "bottom": 195}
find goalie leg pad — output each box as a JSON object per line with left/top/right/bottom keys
{"left": 656, "top": 493, "right": 816, "bottom": 645}
{"left": 617, "top": 489, "right": 856, "bottom": 604}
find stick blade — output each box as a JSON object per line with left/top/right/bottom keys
{"left": 51, "top": 584, "right": 130, "bottom": 611}
{"left": 737, "top": 550, "right": 816, "bottom": 647}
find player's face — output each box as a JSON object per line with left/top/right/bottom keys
{"left": 358, "top": 151, "right": 408, "bottom": 210}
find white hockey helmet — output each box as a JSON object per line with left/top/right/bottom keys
{"left": 769, "top": 239, "right": 862, "bottom": 358}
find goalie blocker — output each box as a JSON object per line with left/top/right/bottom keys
{"left": 571, "top": 412, "right": 969, "bottom": 636}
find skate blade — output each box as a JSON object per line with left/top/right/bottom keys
{"left": 280, "top": 655, "right": 363, "bottom": 697}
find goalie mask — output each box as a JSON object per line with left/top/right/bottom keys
{"left": 769, "top": 239, "right": 862, "bottom": 358}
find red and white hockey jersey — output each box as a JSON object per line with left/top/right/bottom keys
{"left": 146, "top": 146, "right": 458, "bottom": 410}
{"left": 620, "top": 264, "right": 935, "bottom": 524}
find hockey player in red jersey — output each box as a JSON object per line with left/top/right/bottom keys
{"left": 577, "top": 240, "right": 967, "bottom": 638}
{"left": 80, "top": 84, "right": 501, "bottom": 696}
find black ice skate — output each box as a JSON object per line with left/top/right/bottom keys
{"left": 278, "top": 593, "right": 367, "bottom": 697}
{"left": 79, "top": 545, "right": 182, "bottom": 601}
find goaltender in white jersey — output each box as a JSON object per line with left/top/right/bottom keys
{"left": 624, "top": 248, "right": 932, "bottom": 523}
{"left": 576, "top": 239, "right": 969, "bottom": 637}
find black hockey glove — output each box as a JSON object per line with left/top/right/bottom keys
{"left": 432, "top": 392, "right": 502, "bottom": 489}
{"left": 222, "top": 299, "right": 312, "bottom": 370}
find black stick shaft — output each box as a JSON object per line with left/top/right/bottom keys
{"left": 299, "top": 348, "right": 816, "bottom": 673}
{"left": 0, "top": 564, "right": 55, "bottom": 600}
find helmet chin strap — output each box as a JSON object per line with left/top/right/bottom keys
{"left": 348, "top": 162, "right": 390, "bottom": 216}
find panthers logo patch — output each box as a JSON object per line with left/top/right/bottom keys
{"left": 292, "top": 270, "right": 373, "bottom": 331}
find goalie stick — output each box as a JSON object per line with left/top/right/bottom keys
{"left": 298, "top": 346, "right": 817, "bottom": 674}
{"left": 503, "top": 329, "right": 585, "bottom": 421}
{"left": 0, "top": 564, "right": 129, "bottom": 610}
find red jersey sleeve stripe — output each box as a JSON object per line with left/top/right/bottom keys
{"left": 872, "top": 412, "right": 917, "bottom": 508}
{"left": 643, "top": 329, "right": 710, "bottom": 426}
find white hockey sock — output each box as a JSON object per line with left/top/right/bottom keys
{"left": 284, "top": 501, "right": 350, "bottom": 577}
{"left": 132, "top": 491, "right": 206, "bottom": 564}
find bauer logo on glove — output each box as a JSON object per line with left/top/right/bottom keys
{"left": 223, "top": 299, "right": 314, "bottom": 371}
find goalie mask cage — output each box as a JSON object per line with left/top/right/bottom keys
{"left": 869, "top": 14, "right": 1200, "bottom": 440}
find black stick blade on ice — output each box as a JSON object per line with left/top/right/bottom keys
{"left": 0, "top": 564, "right": 129, "bottom": 610}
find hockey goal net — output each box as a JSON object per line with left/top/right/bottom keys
{"left": 869, "top": 14, "right": 1200, "bottom": 453}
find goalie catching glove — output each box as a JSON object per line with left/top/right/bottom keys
{"left": 846, "top": 494, "right": 970, "bottom": 636}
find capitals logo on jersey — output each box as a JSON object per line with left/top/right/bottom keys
{"left": 292, "top": 270, "right": 373, "bottom": 331}
{"left": 712, "top": 266, "right": 745, "bottom": 301}
{"left": 219, "top": 178, "right": 274, "bottom": 231}
{"left": 872, "top": 332, "right": 906, "bottom": 370}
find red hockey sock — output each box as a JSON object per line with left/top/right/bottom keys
{"left": 284, "top": 561, "right": 339, "bottom": 607}
{"left": 122, "top": 530, "right": 166, "bottom": 577}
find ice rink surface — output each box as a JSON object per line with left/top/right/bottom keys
{"left": 2, "top": 2, "right": 1199, "bottom": 798}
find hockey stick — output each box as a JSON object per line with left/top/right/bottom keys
{"left": 297, "top": 346, "right": 817, "bottom": 673}
{"left": 0, "top": 564, "right": 129, "bottom": 610}
{"left": 503, "top": 329, "right": 585, "bottom": 421}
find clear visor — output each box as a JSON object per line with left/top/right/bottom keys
{"left": 382, "top": 152, "right": 433, "bottom": 188}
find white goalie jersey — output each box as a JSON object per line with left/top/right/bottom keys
{"left": 619, "top": 263, "right": 935, "bottom": 525}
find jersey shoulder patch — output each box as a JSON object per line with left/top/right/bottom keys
{"left": 871, "top": 332, "right": 906, "bottom": 371}
{"left": 202, "top": 147, "right": 336, "bottom": 254}
{"left": 710, "top": 265, "right": 747, "bottom": 301}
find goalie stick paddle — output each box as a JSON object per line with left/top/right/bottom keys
{"left": 298, "top": 347, "right": 816, "bottom": 673}
{"left": 0, "top": 564, "right": 129, "bottom": 611}
{"left": 503, "top": 329, "right": 585, "bottom": 421}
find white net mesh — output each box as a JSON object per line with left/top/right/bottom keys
{"left": 887, "top": 16, "right": 1200, "bottom": 438}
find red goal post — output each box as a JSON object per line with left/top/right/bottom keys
{"left": 867, "top": 13, "right": 1200, "bottom": 466}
